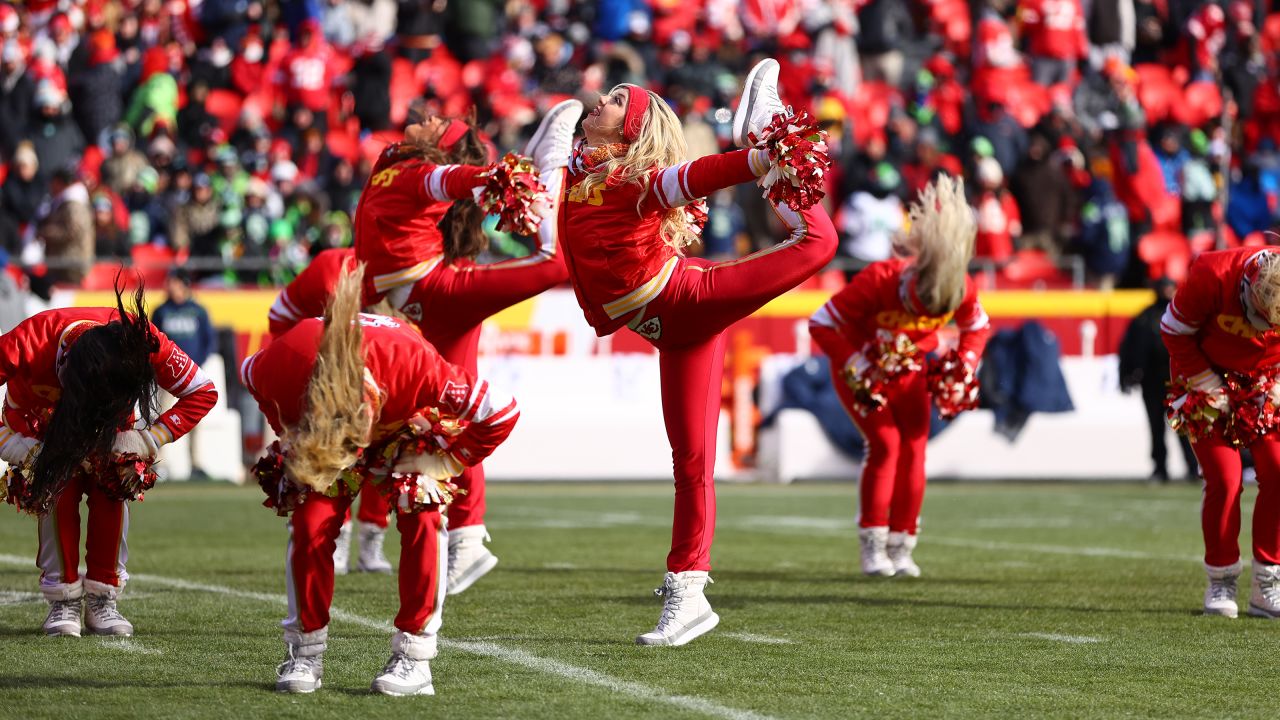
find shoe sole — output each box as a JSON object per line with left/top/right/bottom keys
{"left": 88, "top": 627, "right": 134, "bottom": 636}
{"left": 1203, "top": 606, "right": 1239, "bottom": 618}
{"left": 635, "top": 610, "right": 720, "bottom": 647}
{"left": 276, "top": 679, "right": 322, "bottom": 694}
{"left": 45, "top": 628, "right": 81, "bottom": 637}
{"left": 733, "top": 59, "right": 779, "bottom": 148}
{"left": 862, "top": 568, "right": 895, "bottom": 578}
{"left": 893, "top": 568, "right": 922, "bottom": 578}
{"left": 447, "top": 554, "right": 498, "bottom": 596}
{"left": 1247, "top": 603, "right": 1280, "bottom": 619}
{"left": 371, "top": 682, "right": 436, "bottom": 697}
{"left": 524, "top": 99, "right": 584, "bottom": 159}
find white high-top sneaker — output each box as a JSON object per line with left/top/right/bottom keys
{"left": 356, "top": 522, "right": 393, "bottom": 574}
{"left": 1247, "top": 562, "right": 1280, "bottom": 619}
{"left": 859, "top": 526, "right": 895, "bottom": 577}
{"left": 333, "top": 521, "right": 353, "bottom": 576}
{"left": 732, "top": 58, "right": 784, "bottom": 148}
{"left": 84, "top": 580, "right": 133, "bottom": 636}
{"left": 1204, "top": 561, "right": 1242, "bottom": 618}
{"left": 276, "top": 627, "right": 326, "bottom": 693}
{"left": 43, "top": 599, "right": 82, "bottom": 637}
{"left": 636, "top": 571, "right": 719, "bottom": 647}
{"left": 525, "top": 99, "right": 583, "bottom": 173}
{"left": 447, "top": 525, "right": 498, "bottom": 596}
{"left": 371, "top": 630, "right": 436, "bottom": 696}
{"left": 887, "top": 531, "right": 921, "bottom": 578}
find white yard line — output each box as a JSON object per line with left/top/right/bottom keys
{"left": 1018, "top": 632, "right": 1103, "bottom": 644}
{"left": 100, "top": 638, "right": 163, "bottom": 655}
{"left": 0, "top": 554, "right": 775, "bottom": 720}
{"left": 721, "top": 632, "right": 794, "bottom": 645}
{"left": 926, "top": 537, "right": 1199, "bottom": 563}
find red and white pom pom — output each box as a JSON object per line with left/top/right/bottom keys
{"left": 1, "top": 465, "right": 42, "bottom": 516}
{"left": 749, "top": 109, "right": 832, "bottom": 211}
{"left": 473, "top": 152, "right": 549, "bottom": 236}
{"left": 928, "top": 350, "right": 980, "bottom": 420}
{"left": 251, "top": 442, "right": 309, "bottom": 517}
{"left": 1223, "top": 373, "right": 1280, "bottom": 447}
{"left": 684, "top": 198, "right": 709, "bottom": 238}
{"left": 844, "top": 330, "right": 923, "bottom": 416}
{"left": 359, "top": 417, "right": 463, "bottom": 514}
{"left": 96, "top": 452, "right": 160, "bottom": 503}
{"left": 1166, "top": 383, "right": 1229, "bottom": 442}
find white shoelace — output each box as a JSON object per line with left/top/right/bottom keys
{"left": 1209, "top": 578, "right": 1238, "bottom": 603}
{"left": 277, "top": 647, "right": 321, "bottom": 678}
{"left": 383, "top": 653, "right": 417, "bottom": 680}
{"left": 48, "top": 599, "right": 79, "bottom": 624}
{"left": 86, "top": 595, "right": 124, "bottom": 624}
{"left": 1258, "top": 571, "right": 1280, "bottom": 604}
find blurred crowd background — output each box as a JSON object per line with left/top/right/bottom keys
{"left": 1, "top": 0, "right": 1278, "bottom": 296}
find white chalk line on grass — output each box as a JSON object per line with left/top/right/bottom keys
{"left": 720, "top": 632, "right": 794, "bottom": 645}
{"left": 0, "top": 554, "right": 775, "bottom": 720}
{"left": 100, "top": 638, "right": 163, "bottom": 655}
{"left": 1018, "top": 632, "right": 1104, "bottom": 645}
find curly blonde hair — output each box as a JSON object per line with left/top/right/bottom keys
{"left": 904, "top": 174, "right": 976, "bottom": 316}
{"left": 1250, "top": 250, "right": 1280, "bottom": 325}
{"left": 578, "top": 85, "right": 700, "bottom": 250}
{"left": 285, "top": 263, "right": 372, "bottom": 493}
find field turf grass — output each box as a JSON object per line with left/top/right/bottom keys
{"left": 0, "top": 481, "right": 1275, "bottom": 719}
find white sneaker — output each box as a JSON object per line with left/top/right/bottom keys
{"left": 525, "top": 99, "right": 583, "bottom": 173}
{"left": 1248, "top": 562, "right": 1280, "bottom": 619}
{"left": 276, "top": 628, "right": 326, "bottom": 693}
{"left": 43, "top": 599, "right": 82, "bottom": 637}
{"left": 357, "top": 523, "right": 393, "bottom": 574}
{"left": 635, "top": 571, "right": 720, "bottom": 647}
{"left": 333, "top": 521, "right": 352, "bottom": 576}
{"left": 1204, "top": 561, "right": 1242, "bottom": 618}
{"left": 859, "top": 526, "right": 895, "bottom": 577}
{"left": 887, "top": 531, "right": 921, "bottom": 578}
{"left": 447, "top": 525, "right": 498, "bottom": 595}
{"left": 85, "top": 590, "right": 134, "bottom": 636}
{"left": 732, "top": 58, "right": 783, "bottom": 148}
{"left": 371, "top": 631, "right": 436, "bottom": 696}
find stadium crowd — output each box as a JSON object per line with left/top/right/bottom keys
{"left": 0, "top": 0, "right": 1277, "bottom": 292}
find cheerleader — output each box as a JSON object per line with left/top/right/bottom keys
{"left": 243, "top": 265, "right": 519, "bottom": 695}
{"left": 808, "top": 175, "right": 991, "bottom": 578}
{"left": 1160, "top": 247, "right": 1280, "bottom": 619}
{"left": 555, "top": 59, "right": 838, "bottom": 645}
{"left": 0, "top": 285, "right": 217, "bottom": 637}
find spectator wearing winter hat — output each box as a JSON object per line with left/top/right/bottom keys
{"left": 92, "top": 191, "right": 129, "bottom": 258}
{"left": 973, "top": 156, "right": 1021, "bottom": 264}
{"left": 970, "top": 101, "right": 1029, "bottom": 179}
{"left": 1010, "top": 131, "right": 1075, "bottom": 258}
{"left": 37, "top": 166, "right": 93, "bottom": 285}
{"left": 230, "top": 30, "right": 268, "bottom": 97}
{"left": 100, "top": 125, "right": 149, "bottom": 196}
{"left": 172, "top": 172, "right": 224, "bottom": 264}
{"left": 0, "top": 40, "right": 33, "bottom": 158}
{"left": 68, "top": 29, "right": 123, "bottom": 145}
{"left": 124, "top": 46, "right": 179, "bottom": 138}
{"left": 30, "top": 82, "right": 85, "bottom": 182}
{"left": 178, "top": 80, "right": 220, "bottom": 152}
{"left": 1019, "top": 0, "right": 1089, "bottom": 87}
{"left": 275, "top": 19, "right": 334, "bottom": 127}
{"left": 0, "top": 142, "right": 42, "bottom": 255}
{"left": 839, "top": 162, "right": 905, "bottom": 264}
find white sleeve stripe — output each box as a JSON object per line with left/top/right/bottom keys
{"left": 462, "top": 380, "right": 490, "bottom": 422}
{"left": 1160, "top": 306, "right": 1198, "bottom": 336}
{"left": 655, "top": 162, "right": 694, "bottom": 208}
{"left": 1168, "top": 299, "right": 1198, "bottom": 328}
{"left": 652, "top": 168, "right": 674, "bottom": 208}
{"left": 483, "top": 403, "right": 519, "bottom": 428}
{"left": 960, "top": 308, "right": 991, "bottom": 332}
{"left": 677, "top": 164, "right": 694, "bottom": 203}
{"left": 425, "top": 165, "right": 459, "bottom": 202}
{"left": 239, "top": 355, "right": 258, "bottom": 393}
{"left": 808, "top": 302, "right": 843, "bottom": 329}
{"left": 269, "top": 294, "right": 299, "bottom": 322}
{"left": 172, "top": 372, "right": 214, "bottom": 398}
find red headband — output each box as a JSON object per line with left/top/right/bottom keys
{"left": 438, "top": 119, "right": 470, "bottom": 152}
{"left": 623, "top": 86, "right": 650, "bottom": 142}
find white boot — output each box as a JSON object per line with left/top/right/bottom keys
{"left": 887, "top": 531, "right": 921, "bottom": 578}
{"left": 635, "top": 571, "right": 719, "bottom": 647}
{"left": 357, "top": 522, "right": 393, "bottom": 574}
{"left": 333, "top": 521, "right": 352, "bottom": 576}
{"left": 859, "top": 526, "right": 895, "bottom": 577}
{"left": 447, "top": 525, "right": 498, "bottom": 595}
{"left": 1248, "top": 562, "right": 1280, "bottom": 619}
{"left": 276, "top": 627, "right": 326, "bottom": 693}
{"left": 371, "top": 630, "right": 436, "bottom": 696}
{"left": 42, "top": 579, "right": 83, "bottom": 637}
{"left": 84, "top": 580, "right": 133, "bottom": 636}
{"left": 1204, "top": 561, "right": 1242, "bottom": 618}
{"left": 732, "top": 58, "right": 784, "bottom": 148}
{"left": 525, "top": 98, "right": 583, "bottom": 173}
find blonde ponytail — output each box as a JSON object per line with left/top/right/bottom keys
{"left": 285, "top": 263, "right": 371, "bottom": 492}
{"left": 908, "top": 174, "right": 975, "bottom": 316}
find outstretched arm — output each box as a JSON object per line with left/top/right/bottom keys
{"left": 645, "top": 149, "right": 771, "bottom": 210}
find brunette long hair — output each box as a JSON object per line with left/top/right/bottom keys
{"left": 398, "top": 108, "right": 491, "bottom": 263}
{"left": 30, "top": 279, "right": 160, "bottom": 510}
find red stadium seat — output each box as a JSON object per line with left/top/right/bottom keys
{"left": 389, "top": 58, "right": 419, "bottom": 127}
{"left": 80, "top": 262, "right": 130, "bottom": 290}
{"left": 1174, "top": 82, "right": 1224, "bottom": 127}
{"left": 205, "top": 88, "right": 245, "bottom": 135}
{"left": 130, "top": 244, "right": 175, "bottom": 287}
{"left": 1000, "top": 249, "right": 1066, "bottom": 287}
{"left": 325, "top": 129, "right": 359, "bottom": 162}
{"left": 1137, "top": 230, "right": 1191, "bottom": 282}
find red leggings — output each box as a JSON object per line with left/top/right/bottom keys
{"left": 37, "top": 473, "right": 129, "bottom": 593}
{"left": 637, "top": 202, "right": 837, "bottom": 571}
{"left": 830, "top": 367, "right": 931, "bottom": 533}
{"left": 1193, "top": 434, "right": 1280, "bottom": 566}
{"left": 285, "top": 492, "right": 448, "bottom": 635}
{"left": 342, "top": 483, "right": 391, "bottom": 528}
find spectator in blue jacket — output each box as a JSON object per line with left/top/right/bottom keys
{"left": 152, "top": 268, "right": 218, "bottom": 480}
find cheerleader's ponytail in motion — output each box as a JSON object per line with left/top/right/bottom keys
{"left": 31, "top": 278, "right": 160, "bottom": 510}
{"left": 285, "top": 263, "right": 373, "bottom": 493}
{"left": 907, "top": 174, "right": 976, "bottom": 316}
{"left": 1248, "top": 249, "right": 1280, "bottom": 327}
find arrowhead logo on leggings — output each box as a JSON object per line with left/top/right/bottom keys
{"left": 634, "top": 316, "right": 663, "bottom": 340}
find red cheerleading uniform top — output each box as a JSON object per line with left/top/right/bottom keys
{"left": 353, "top": 146, "right": 488, "bottom": 300}
{"left": 808, "top": 257, "right": 993, "bottom": 365}
{"left": 241, "top": 314, "right": 518, "bottom": 467}
{"left": 559, "top": 146, "right": 768, "bottom": 336}
{"left": 268, "top": 247, "right": 356, "bottom": 338}
{"left": 0, "top": 307, "right": 218, "bottom": 442}
{"left": 1161, "top": 247, "right": 1280, "bottom": 382}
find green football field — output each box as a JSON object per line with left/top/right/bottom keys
{"left": 0, "top": 481, "right": 1275, "bottom": 719}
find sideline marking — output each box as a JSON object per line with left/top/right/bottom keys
{"left": 101, "top": 638, "right": 163, "bottom": 655}
{"left": 722, "top": 632, "right": 794, "bottom": 645}
{"left": 0, "top": 555, "right": 775, "bottom": 720}
{"left": 1019, "top": 632, "right": 1103, "bottom": 644}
